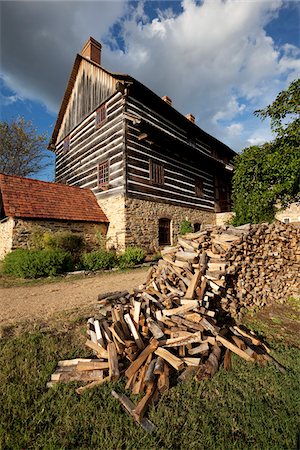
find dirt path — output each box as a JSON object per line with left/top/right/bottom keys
{"left": 0, "top": 267, "right": 148, "bottom": 326}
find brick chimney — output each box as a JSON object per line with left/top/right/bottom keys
{"left": 186, "top": 113, "right": 195, "bottom": 124}
{"left": 162, "top": 95, "right": 172, "bottom": 107}
{"left": 81, "top": 37, "right": 102, "bottom": 65}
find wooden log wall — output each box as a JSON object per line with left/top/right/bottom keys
{"left": 125, "top": 97, "right": 216, "bottom": 211}
{"left": 55, "top": 91, "right": 125, "bottom": 200}
{"left": 57, "top": 60, "right": 117, "bottom": 143}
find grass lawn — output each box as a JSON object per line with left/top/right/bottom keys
{"left": 1, "top": 300, "right": 299, "bottom": 449}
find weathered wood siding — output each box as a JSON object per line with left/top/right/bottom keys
{"left": 125, "top": 97, "right": 216, "bottom": 211}
{"left": 55, "top": 92, "right": 125, "bottom": 200}
{"left": 57, "top": 60, "right": 117, "bottom": 143}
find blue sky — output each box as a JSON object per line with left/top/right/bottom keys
{"left": 1, "top": 0, "right": 299, "bottom": 182}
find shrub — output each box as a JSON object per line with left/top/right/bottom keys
{"left": 81, "top": 250, "right": 117, "bottom": 271}
{"left": 180, "top": 219, "right": 193, "bottom": 235}
{"left": 118, "top": 247, "right": 145, "bottom": 268}
{"left": 43, "top": 232, "right": 84, "bottom": 254}
{"left": 2, "top": 249, "right": 73, "bottom": 278}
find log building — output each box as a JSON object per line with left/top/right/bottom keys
{"left": 49, "top": 37, "right": 235, "bottom": 252}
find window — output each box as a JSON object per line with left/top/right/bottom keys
{"left": 63, "top": 136, "right": 70, "bottom": 153}
{"left": 283, "top": 218, "right": 290, "bottom": 224}
{"left": 195, "top": 178, "right": 204, "bottom": 197}
{"left": 150, "top": 159, "right": 164, "bottom": 186}
{"left": 97, "top": 160, "right": 109, "bottom": 189}
{"left": 194, "top": 223, "right": 201, "bottom": 232}
{"left": 95, "top": 104, "right": 107, "bottom": 128}
{"left": 159, "top": 218, "right": 171, "bottom": 246}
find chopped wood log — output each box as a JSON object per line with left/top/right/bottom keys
{"left": 132, "top": 381, "right": 157, "bottom": 422}
{"left": 216, "top": 335, "right": 255, "bottom": 362}
{"left": 125, "top": 341, "right": 159, "bottom": 379}
{"left": 107, "top": 342, "right": 120, "bottom": 381}
{"left": 76, "top": 361, "right": 110, "bottom": 371}
{"left": 185, "top": 269, "right": 202, "bottom": 299}
{"left": 195, "top": 344, "right": 221, "bottom": 381}
{"left": 124, "top": 313, "right": 145, "bottom": 350}
{"left": 98, "top": 291, "right": 129, "bottom": 302}
{"left": 153, "top": 356, "right": 164, "bottom": 375}
{"left": 157, "top": 362, "right": 169, "bottom": 392}
{"left": 85, "top": 340, "right": 108, "bottom": 359}
{"left": 154, "top": 347, "right": 184, "bottom": 371}
{"left": 162, "top": 301, "right": 198, "bottom": 317}
{"left": 111, "top": 390, "right": 156, "bottom": 433}
{"left": 76, "top": 376, "right": 110, "bottom": 394}
{"left": 188, "top": 342, "right": 209, "bottom": 355}
{"left": 224, "top": 349, "right": 232, "bottom": 371}
{"left": 144, "top": 359, "right": 157, "bottom": 385}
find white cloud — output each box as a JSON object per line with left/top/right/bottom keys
{"left": 1, "top": 0, "right": 299, "bottom": 152}
{"left": 227, "top": 123, "right": 244, "bottom": 137}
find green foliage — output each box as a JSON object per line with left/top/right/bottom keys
{"left": 2, "top": 249, "right": 73, "bottom": 278}
{"left": 43, "top": 231, "right": 84, "bottom": 254}
{"left": 180, "top": 219, "right": 193, "bottom": 235}
{"left": 118, "top": 247, "right": 145, "bottom": 268}
{"left": 30, "top": 229, "right": 84, "bottom": 255}
{"left": 233, "top": 79, "right": 300, "bottom": 225}
{"left": 1, "top": 321, "right": 299, "bottom": 449}
{"left": 0, "top": 116, "right": 50, "bottom": 177}
{"left": 81, "top": 250, "right": 117, "bottom": 271}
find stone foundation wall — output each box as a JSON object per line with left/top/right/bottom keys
{"left": 124, "top": 198, "right": 216, "bottom": 252}
{"left": 98, "top": 195, "right": 126, "bottom": 251}
{"left": 0, "top": 218, "right": 14, "bottom": 260}
{"left": 276, "top": 203, "right": 300, "bottom": 223}
{"left": 216, "top": 211, "right": 235, "bottom": 226}
{"left": 11, "top": 219, "right": 107, "bottom": 252}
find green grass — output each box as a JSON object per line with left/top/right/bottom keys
{"left": 1, "top": 316, "right": 299, "bottom": 449}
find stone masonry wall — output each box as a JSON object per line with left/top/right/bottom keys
{"left": 98, "top": 195, "right": 126, "bottom": 252}
{"left": 0, "top": 218, "right": 14, "bottom": 260}
{"left": 124, "top": 197, "right": 216, "bottom": 252}
{"left": 11, "top": 219, "right": 107, "bottom": 252}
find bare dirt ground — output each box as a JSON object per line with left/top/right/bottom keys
{"left": 0, "top": 267, "right": 148, "bottom": 327}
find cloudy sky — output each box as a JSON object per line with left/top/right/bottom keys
{"left": 0, "top": 0, "right": 299, "bottom": 181}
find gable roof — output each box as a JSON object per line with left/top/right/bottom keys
{"left": 0, "top": 173, "right": 108, "bottom": 223}
{"left": 48, "top": 51, "right": 235, "bottom": 158}
{"left": 48, "top": 54, "right": 131, "bottom": 149}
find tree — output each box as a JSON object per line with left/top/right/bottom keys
{"left": 0, "top": 116, "right": 50, "bottom": 177}
{"left": 232, "top": 79, "right": 300, "bottom": 225}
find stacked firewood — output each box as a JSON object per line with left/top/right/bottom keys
{"left": 48, "top": 222, "right": 298, "bottom": 430}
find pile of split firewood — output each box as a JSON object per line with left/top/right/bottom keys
{"left": 48, "top": 222, "right": 298, "bottom": 431}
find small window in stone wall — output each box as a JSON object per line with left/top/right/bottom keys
{"left": 195, "top": 178, "right": 204, "bottom": 197}
{"left": 97, "top": 160, "right": 109, "bottom": 190}
{"left": 283, "top": 218, "right": 290, "bottom": 224}
{"left": 194, "top": 223, "right": 201, "bottom": 232}
{"left": 63, "top": 136, "right": 70, "bottom": 153}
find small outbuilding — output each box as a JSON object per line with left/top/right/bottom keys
{"left": 0, "top": 173, "right": 109, "bottom": 259}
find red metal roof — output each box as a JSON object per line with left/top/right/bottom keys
{"left": 0, "top": 173, "right": 108, "bottom": 223}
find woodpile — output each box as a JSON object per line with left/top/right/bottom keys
{"left": 47, "top": 222, "right": 298, "bottom": 430}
